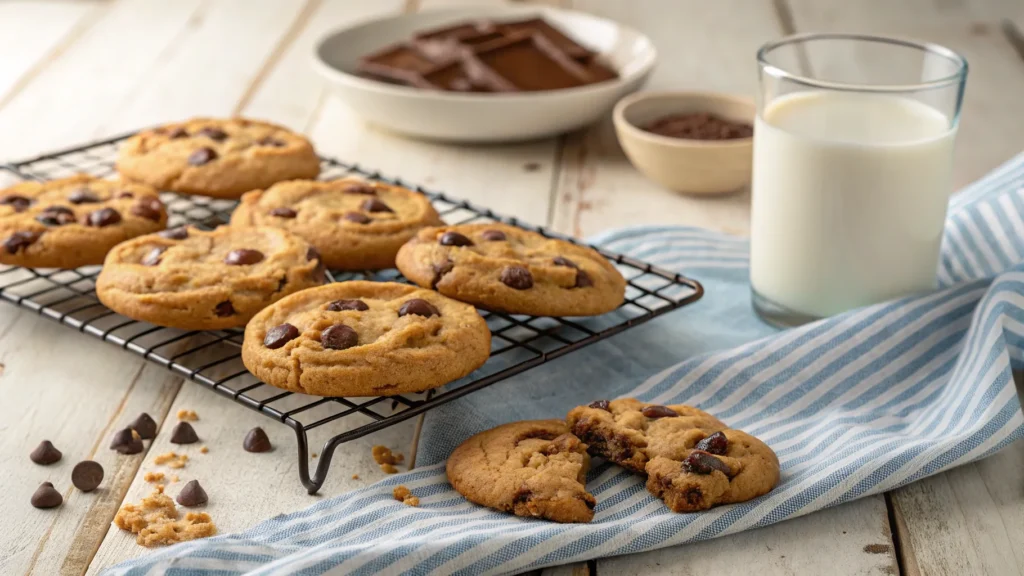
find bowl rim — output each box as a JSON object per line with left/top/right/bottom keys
{"left": 311, "top": 5, "right": 659, "bottom": 103}
{"left": 613, "top": 90, "right": 756, "bottom": 149}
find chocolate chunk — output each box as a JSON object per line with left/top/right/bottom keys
{"left": 109, "top": 427, "right": 144, "bottom": 454}
{"left": 197, "top": 127, "right": 228, "bottom": 141}
{"left": 131, "top": 198, "right": 163, "bottom": 221}
{"left": 188, "top": 147, "right": 218, "bottom": 166}
{"left": 552, "top": 256, "right": 578, "bottom": 268}
{"left": 224, "top": 248, "right": 264, "bottom": 265}
{"left": 327, "top": 299, "right": 369, "bottom": 312}
{"left": 141, "top": 247, "right": 165, "bottom": 266}
{"left": 159, "top": 226, "right": 189, "bottom": 240}
{"left": 499, "top": 265, "right": 533, "bottom": 290}
{"left": 118, "top": 191, "right": 134, "bottom": 199}
{"left": 398, "top": 298, "right": 440, "bottom": 318}
{"left": 31, "top": 482, "right": 62, "bottom": 509}
{"left": 641, "top": 405, "right": 678, "bottom": 419}
{"left": 684, "top": 487, "right": 704, "bottom": 507}
{"left": 130, "top": 412, "right": 158, "bottom": 440}
{"left": 694, "top": 431, "right": 728, "bottom": 455}
{"left": 175, "top": 479, "right": 208, "bottom": 507}
{"left": 439, "top": 231, "right": 473, "bottom": 246}
{"left": 258, "top": 137, "right": 285, "bottom": 147}
{"left": 361, "top": 198, "right": 393, "bottom": 213}
{"left": 170, "top": 421, "right": 199, "bottom": 445}
{"left": 243, "top": 427, "right": 272, "bottom": 453}
{"left": 342, "top": 183, "right": 376, "bottom": 195}
{"left": 1, "top": 194, "right": 32, "bottom": 212}
{"left": 682, "top": 450, "right": 732, "bottom": 475}
{"left": 574, "top": 270, "right": 593, "bottom": 288}
{"left": 214, "top": 300, "right": 235, "bottom": 317}
{"left": 321, "top": 324, "right": 359, "bottom": 350}
{"left": 30, "top": 440, "right": 62, "bottom": 465}
{"left": 431, "top": 259, "right": 454, "bottom": 288}
{"left": 86, "top": 207, "right": 121, "bottom": 227}
{"left": 270, "top": 206, "right": 297, "bottom": 218}
{"left": 264, "top": 323, "right": 299, "bottom": 349}
{"left": 42, "top": 206, "right": 74, "bottom": 216}
{"left": 587, "top": 400, "right": 611, "bottom": 411}
{"left": 343, "top": 212, "right": 371, "bottom": 224}
{"left": 71, "top": 460, "right": 104, "bottom": 492}
{"left": 167, "top": 127, "right": 189, "bottom": 139}
{"left": 480, "top": 229, "right": 506, "bottom": 241}
{"left": 36, "top": 210, "right": 75, "bottom": 226}
{"left": 68, "top": 189, "right": 100, "bottom": 204}
{"left": 4, "top": 230, "right": 41, "bottom": 254}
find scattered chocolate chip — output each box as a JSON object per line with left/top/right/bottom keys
{"left": 553, "top": 256, "right": 579, "bottom": 268}
{"left": 588, "top": 400, "right": 611, "bottom": 411}
{"left": 68, "top": 189, "right": 100, "bottom": 204}
{"left": 175, "top": 480, "right": 208, "bottom": 507}
{"left": 264, "top": 323, "right": 299, "bottom": 349}
{"left": 523, "top": 162, "right": 541, "bottom": 172}
{"left": 682, "top": 450, "right": 732, "bottom": 475}
{"left": 439, "top": 231, "right": 473, "bottom": 247}
{"left": 167, "top": 127, "right": 189, "bottom": 139}
{"left": 431, "top": 260, "right": 454, "bottom": 289}
{"left": 170, "top": 421, "right": 199, "bottom": 445}
{"left": 641, "top": 405, "right": 678, "bottom": 419}
{"left": 480, "top": 229, "right": 506, "bottom": 241}
{"left": 694, "top": 431, "right": 728, "bottom": 455}
{"left": 36, "top": 211, "right": 75, "bottom": 226}
{"left": 361, "top": 198, "right": 393, "bottom": 213}
{"left": 159, "top": 226, "right": 189, "bottom": 240}
{"left": 214, "top": 300, "right": 235, "bottom": 317}
{"left": 197, "top": 127, "right": 228, "bottom": 141}
{"left": 71, "top": 460, "right": 104, "bottom": 492}
{"left": 327, "top": 299, "right": 368, "bottom": 312}
{"left": 342, "top": 183, "right": 376, "bottom": 195}
{"left": 131, "top": 198, "right": 163, "bottom": 221}
{"left": 130, "top": 412, "right": 158, "bottom": 440}
{"left": 257, "top": 137, "right": 285, "bottom": 147}
{"left": 188, "top": 147, "right": 218, "bottom": 166}
{"left": 499, "top": 265, "right": 533, "bottom": 290}
{"left": 5, "top": 230, "right": 42, "bottom": 254}
{"left": 321, "top": 324, "right": 359, "bottom": 350}
{"left": 243, "top": 427, "right": 272, "bottom": 453}
{"left": 141, "top": 247, "right": 165, "bottom": 266}
{"left": 30, "top": 440, "right": 62, "bottom": 465}
{"left": 1, "top": 195, "right": 32, "bottom": 212}
{"left": 398, "top": 298, "right": 440, "bottom": 318}
{"left": 343, "top": 211, "right": 370, "bottom": 224}
{"left": 224, "top": 248, "right": 264, "bottom": 265}
{"left": 574, "top": 270, "right": 594, "bottom": 288}
{"left": 109, "top": 427, "right": 144, "bottom": 454}
{"left": 270, "top": 207, "right": 297, "bottom": 218}
{"left": 31, "top": 482, "right": 62, "bottom": 509}
{"left": 86, "top": 207, "right": 121, "bottom": 227}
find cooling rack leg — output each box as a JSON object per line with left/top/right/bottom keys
{"left": 291, "top": 424, "right": 324, "bottom": 494}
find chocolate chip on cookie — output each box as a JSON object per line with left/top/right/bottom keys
{"left": 553, "top": 256, "right": 578, "bottom": 268}
{"left": 159, "top": 227, "right": 189, "bottom": 240}
{"left": 343, "top": 212, "right": 370, "bottom": 224}
{"left": 86, "top": 207, "right": 122, "bottom": 227}
{"left": 264, "top": 323, "right": 299, "bottom": 349}
{"left": 1, "top": 195, "right": 32, "bottom": 212}
{"left": 36, "top": 206, "right": 76, "bottom": 226}
{"left": 641, "top": 405, "right": 678, "bottom": 419}
{"left": 361, "top": 198, "right": 393, "bottom": 213}
{"left": 500, "top": 265, "right": 533, "bottom": 290}
{"left": 587, "top": 400, "right": 610, "bottom": 411}
{"left": 682, "top": 451, "right": 731, "bottom": 475}
{"left": 187, "top": 147, "right": 218, "bottom": 166}
{"left": 439, "top": 231, "right": 473, "bottom": 247}
{"left": 270, "top": 207, "right": 297, "bottom": 218}
{"left": 327, "top": 299, "right": 369, "bottom": 312}
{"left": 695, "top": 431, "right": 728, "bottom": 455}
{"left": 480, "top": 229, "right": 506, "bottom": 241}
{"left": 4, "top": 230, "right": 41, "bottom": 254}
{"left": 141, "top": 247, "right": 165, "bottom": 266}
{"left": 398, "top": 298, "right": 440, "bottom": 317}
{"left": 197, "top": 127, "right": 228, "bottom": 141}
{"left": 321, "top": 324, "right": 359, "bottom": 350}
{"left": 68, "top": 189, "right": 100, "bottom": 204}
{"left": 131, "top": 198, "right": 164, "bottom": 222}
{"left": 224, "top": 248, "right": 264, "bottom": 265}
{"left": 342, "top": 182, "right": 376, "bottom": 195}
{"left": 214, "top": 301, "right": 235, "bottom": 317}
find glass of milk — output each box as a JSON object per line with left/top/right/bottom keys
{"left": 751, "top": 33, "right": 967, "bottom": 327}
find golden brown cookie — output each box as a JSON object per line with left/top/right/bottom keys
{"left": 96, "top": 225, "right": 325, "bottom": 330}
{"left": 241, "top": 281, "right": 491, "bottom": 397}
{"left": 0, "top": 175, "right": 167, "bottom": 269}
{"left": 395, "top": 223, "right": 625, "bottom": 316}
{"left": 231, "top": 178, "right": 443, "bottom": 271}
{"left": 446, "top": 420, "right": 595, "bottom": 523}
{"left": 116, "top": 117, "right": 320, "bottom": 199}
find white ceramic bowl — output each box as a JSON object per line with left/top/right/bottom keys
{"left": 313, "top": 6, "right": 657, "bottom": 143}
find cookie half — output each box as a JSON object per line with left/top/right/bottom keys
{"left": 241, "top": 281, "right": 490, "bottom": 397}
{"left": 116, "top": 117, "right": 320, "bottom": 199}
{"left": 446, "top": 420, "right": 595, "bottom": 523}
{"left": 96, "top": 225, "right": 325, "bottom": 330}
{"left": 0, "top": 175, "right": 167, "bottom": 269}
{"left": 231, "top": 178, "right": 443, "bottom": 271}
{"left": 395, "top": 223, "right": 626, "bottom": 316}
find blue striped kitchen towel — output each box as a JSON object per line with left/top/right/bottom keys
{"left": 107, "top": 152, "right": 1024, "bottom": 576}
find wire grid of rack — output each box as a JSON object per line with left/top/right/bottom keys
{"left": 0, "top": 132, "right": 704, "bottom": 493}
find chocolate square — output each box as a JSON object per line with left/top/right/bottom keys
{"left": 421, "top": 56, "right": 517, "bottom": 93}
{"left": 358, "top": 43, "right": 442, "bottom": 86}
{"left": 496, "top": 17, "right": 594, "bottom": 60}
{"left": 474, "top": 33, "right": 592, "bottom": 91}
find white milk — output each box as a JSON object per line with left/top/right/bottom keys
{"left": 750, "top": 91, "right": 955, "bottom": 319}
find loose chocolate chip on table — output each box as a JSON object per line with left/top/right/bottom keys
{"left": 270, "top": 207, "right": 297, "bottom": 218}
{"left": 86, "top": 207, "right": 122, "bottom": 227}
{"left": 31, "top": 482, "right": 63, "bottom": 509}
{"left": 197, "top": 127, "right": 228, "bottom": 141}
{"left": 480, "top": 229, "right": 506, "bottom": 241}
{"left": 258, "top": 137, "right": 285, "bottom": 147}
{"left": 439, "top": 231, "right": 473, "bottom": 247}
{"left": 71, "top": 460, "right": 104, "bottom": 492}
{"left": 694, "top": 431, "right": 728, "bottom": 455}
{"left": 131, "top": 198, "right": 163, "bottom": 221}
{"left": 141, "top": 247, "right": 165, "bottom": 266}
{"left": 431, "top": 260, "right": 454, "bottom": 289}
{"left": 1, "top": 195, "right": 32, "bottom": 212}
{"left": 130, "top": 412, "right": 158, "bottom": 440}
{"left": 170, "top": 421, "right": 199, "bottom": 445}
{"left": 342, "top": 183, "right": 376, "bottom": 195}
{"left": 30, "top": 440, "right": 62, "bottom": 465}
{"left": 343, "top": 212, "right": 370, "bottom": 224}
{"left": 68, "top": 189, "right": 100, "bottom": 204}
{"left": 499, "top": 265, "right": 533, "bottom": 290}
{"left": 214, "top": 300, "right": 235, "bottom": 317}
{"left": 109, "top": 427, "right": 144, "bottom": 454}
{"left": 398, "top": 298, "right": 440, "bottom": 318}
{"left": 587, "top": 400, "right": 611, "bottom": 411}
{"left": 159, "top": 226, "right": 189, "bottom": 240}
{"left": 552, "top": 256, "right": 578, "bottom": 268}
{"left": 243, "top": 427, "right": 273, "bottom": 453}
{"left": 574, "top": 270, "right": 594, "bottom": 288}
{"left": 188, "top": 147, "right": 218, "bottom": 166}
{"left": 176, "top": 480, "right": 209, "bottom": 507}
{"left": 264, "top": 323, "right": 299, "bottom": 349}
{"left": 224, "top": 248, "right": 264, "bottom": 265}
{"left": 682, "top": 450, "right": 732, "bottom": 475}
{"left": 641, "top": 405, "right": 679, "bottom": 419}
{"left": 5, "top": 230, "right": 42, "bottom": 254}
{"left": 361, "top": 198, "right": 393, "bottom": 213}
{"left": 321, "top": 324, "right": 359, "bottom": 350}
{"left": 327, "top": 299, "right": 369, "bottom": 312}
{"left": 167, "top": 127, "right": 189, "bottom": 139}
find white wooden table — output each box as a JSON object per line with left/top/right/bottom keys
{"left": 2, "top": 1, "right": 1023, "bottom": 575}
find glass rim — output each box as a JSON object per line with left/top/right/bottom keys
{"left": 757, "top": 33, "right": 968, "bottom": 93}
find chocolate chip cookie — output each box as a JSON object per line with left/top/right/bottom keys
{"left": 116, "top": 117, "right": 320, "bottom": 199}
{"left": 446, "top": 420, "right": 595, "bottom": 523}
{"left": 395, "top": 223, "right": 626, "bottom": 316}
{"left": 0, "top": 175, "right": 167, "bottom": 268}
{"left": 96, "top": 225, "right": 325, "bottom": 330}
{"left": 241, "top": 281, "right": 490, "bottom": 397}
{"left": 231, "top": 178, "right": 443, "bottom": 271}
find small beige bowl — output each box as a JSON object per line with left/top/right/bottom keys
{"left": 613, "top": 91, "right": 755, "bottom": 195}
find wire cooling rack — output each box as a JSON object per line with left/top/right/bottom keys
{"left": 0, "top": 132, "right": 704, "bottom": 493}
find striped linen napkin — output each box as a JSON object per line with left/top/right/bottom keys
{"left": 107, "top": 153, "right": 1024, "bottom": 576}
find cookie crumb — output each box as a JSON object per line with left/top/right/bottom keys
{"left": 372, "top": 445, "right": 403, "bottom": 470}
{"left": 153, "top": 452, "right": 189, "bottom": 469}
{"left": 144, "top": 471, "right": 165, "bottom": 483}
{"left": 199, "top": 446, "right": 209, "bottom": 454}
{"left": 114, "top": 487, "right": 216, "bottom": 547}
{"left": 380, "top": 463, "right": 398, "bottom": 474}
{"left": 311, "top": 452, "right": 318, "bottom": 459}
{"left": 393, "top": 485, "right": 419, "bottom": 506}
{"left": 351, "top": 474, "right": 360, "bottom": 480}
{"left": 177, "top": 409, "right": 199, "bottom": 421}
{"left": 171, "top": 475, "right": 180, "bottom": 483}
